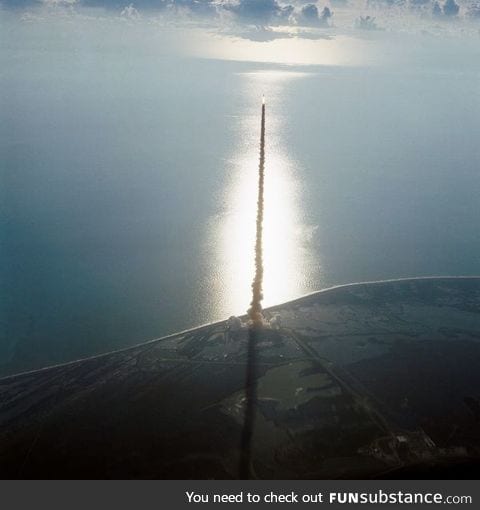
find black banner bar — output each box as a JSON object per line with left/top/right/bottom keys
{"left": 0, "top": 480, "right": 477, "bottom": 510}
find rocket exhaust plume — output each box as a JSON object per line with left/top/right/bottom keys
{"left": 247, "top": 97, "right": 266, "bottom": 327}
{"left": 239, "top": 98, "right": 266, "bottom": 479}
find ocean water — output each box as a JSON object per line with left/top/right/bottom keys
{"left": 1, "top": 18, "right": 480, "bottom": 375}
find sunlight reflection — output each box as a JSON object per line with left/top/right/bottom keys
{"left": 211, "top": 71, "right": 318, "bottom": 318}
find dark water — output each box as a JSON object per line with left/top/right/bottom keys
{"left": 2, "top": 33, "right": 480, "bottom": 375}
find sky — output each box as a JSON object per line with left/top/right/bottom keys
{"left": 1, "top": 0, "right": 480, "bottom": 71}
{"left": 1, "top": 0, "right": 480, "bottom": 72}
{"left": 2, "top": 0, "right": 480, "bottom": 41}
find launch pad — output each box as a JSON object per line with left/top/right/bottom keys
{"left": 1, "top": 277, "right": 480, "bottom": 479}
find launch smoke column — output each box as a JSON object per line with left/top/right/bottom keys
{"left": 240, "top": 98, "right": 266, "bottom": 479}
{"left": 247, "top": 97, "right": 266, "bottom": 326}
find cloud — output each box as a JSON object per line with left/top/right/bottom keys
{"left": 355, "top": 15, "right": 381, "bottom": 30}
{"left": 44, "top": 0, "right": 77, "bottom": 4}
{"left": 1, "top": 0, "right": 78, "bottom": 8}
{"left": 432, "top": 1, "right": 442, "bottom": 15}
{"left": 171, "top": 0, "right": 216, "bottom": 16}
{"left": 365, "top": 0, "right": 402, "bottom": 7}
{"left": 227, "top": 24, "right": 334, "bottom": 41}
{"left": 443, "top": 0, "right": 459, "bottom": 16}
{"left": 3, "top": 0, "right": 480, "bottom": 37}
{"left": 296, "top": 3, "right": 332, "bottom": 27}
{"left": 0, "top": 0, "right": 39, "bottom": 7}
{"left": 228, "top": 25, "right": 294, "bottom": 41}
{"left": 224, "top": 0, "right": 294, "bottom": 25}
{"left": 410, "top": 0, "right": 430, "bottom": 6}
{"left": 294, "top": 29, "right": 333, "bottom": 39}
{"left": 431, "top": 0, "right": 461, "bottom": 18}
{"left": 120, "top": 2, "right": 139, "bottom": 17}
{"left": 80, "top": 0, "right": 168, "bottom": 8}
{"left": 466, "top": 2, "right": 480, "bottom": 18}
{"left": 63, "top": 0, "right": 214, "bottom": 13}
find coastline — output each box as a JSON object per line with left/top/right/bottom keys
{"left": 2, "top": 274, "right": 480, "bottom": 478}
{"left": 2, "top": 274, "right": 480, "bottom": 382}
